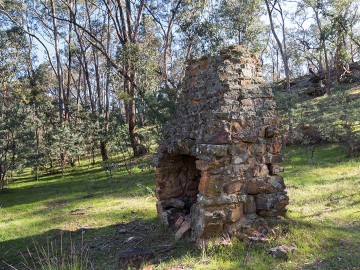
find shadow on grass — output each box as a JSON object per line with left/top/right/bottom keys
{"left": 0, "top": 217, "right": 197, "bottom": 270}
{"left": 9, "top": 166, "right": 104, "bottom": 185}
{"left": 2, "top": 215, "right": 359, "bottom": 270}
{"left": 0, "top": 168, "right": 156, "bottom": 209}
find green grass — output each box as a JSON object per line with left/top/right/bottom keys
{"left": 1, "top": 144, "right": 359, "bottom": 269}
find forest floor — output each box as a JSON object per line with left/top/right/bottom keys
{"left": 0, "top": 143, "right": 359, "bottom": 270}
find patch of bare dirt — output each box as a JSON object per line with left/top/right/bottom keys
{"left": 44, "top": 199, "right": 68, "bottom": 210}
{"left": 84, "top": 219, "right": 177, "bottom": 269}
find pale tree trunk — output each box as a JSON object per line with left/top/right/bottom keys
{"left": 265, "top": 0, "right": 293, "bottom": 143}
{"left": 146, "top": 0, "right": 183, "bottom": 88}
{"left": 265, "top": 0, "right": 290, "bottom": 92}
{"left": 101, "top": 15, "right": 112, "bottom": 162}
{"left": 315, "top": 10, "right": 331, "bottom": 94}
{"left": 0, "top": 165, "right": 4, "bottom": 191}
{"left": 64, "top": 0, "right": 74, "bottom": 121}
{"left": 50, "top": 0, "right": 64, "bottom": 120}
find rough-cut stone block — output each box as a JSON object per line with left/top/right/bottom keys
{"left": 268, "top": 244, "right": 297, "bottom": 260}
{"left": 195, "top": 160, "right": 210, "bottom": 171}
{"left": 262, "top": 153, "right": 284, "bottom": 164}
{"left": 223, "top": 181, "right": 243, "bottom": 194}
{"left": 244, "top": 196, "right": 256, "bottom": 214}
{"left": 156, "top": 186, "right": 183, "bottom": 200}
{"left": 253, "top": 164, "right": 270, "bottom": 177}
{"left": 244, "top": 175, "right": 285, "bottom": 195}
{"left": 175, "top": 220, "right": 191, "bottom": 241}
{"left": 226, "top": 203, "right": 244, "bottom": 222}
{"left": 197, "top": 194, "right": 248, "bottom": 206}
{"left": 255, "top": 192, "right": 289, "bottom": 212}
{"left": 241, "top": 99, "right": 254, "bottom": 107}
{"left": 156, "top": 201, "right": 164, "bottom": 218}
{"left": 175, "top": 216, "right": 185, "bottom": 228}
{"left": 254, "top": 143, "right": 267, "bottom": 156}
{"left": 265, "top": 125, "right": 277, "bottom": 138}
{"left": 167, "top": 198, "right": 185, "bottom": 209}
{"left": 233, "top": 156, "right": 245, "bottom": 165}
{"left": 268, "top": 140, "right": 282, "bottom": 154}
{"left": 198, "top": 172, "right": 209, "bottom": 195}
{"left": 269, "top": 164, "right": 284, "bottom": 175}
{"left": 196, "top": 144, "right": 228, "bottom": 157}
{"left": 242, "top": 68, "right": 253, "bottom": 78}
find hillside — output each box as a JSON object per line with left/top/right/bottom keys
{"left": 273, "top": 70, "right": 360, "bottom": 157}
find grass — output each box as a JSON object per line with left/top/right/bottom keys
{"left": 0, "top": 144, "right": 359, "bottom": 270}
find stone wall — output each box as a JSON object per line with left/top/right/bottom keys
{"left": 155, "top": 46, "right": 288, "bottom": 241}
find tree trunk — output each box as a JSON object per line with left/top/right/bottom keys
{"left": 265, "top": 0, "right": 290, "bottom": 92}
{"left": 126, "top": 64, "right": 147, "bottom": 157}
{"left": 64, "top": 0, "right": 73, "bottom": 121}
{"left": 315, "top": 10, "right": 331, "bottom": 94}
{"left": 0, "top": 166, "right": 4, "bottom": 191}
{"left": 100, "top": 140, "right": 108, "bottom": 161}
{"left": 50, "top": 0, "right": 64, "bottom": 120}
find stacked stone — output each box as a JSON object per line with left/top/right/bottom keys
{"left": 155, "top": 45, "right": 288, "bottom": 241}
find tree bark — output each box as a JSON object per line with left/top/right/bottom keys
{"left": 126, "top": 64, "right": 147, "bottom": 157}
{"left": 100, "top": 140, "right": 108, "bottom": 161}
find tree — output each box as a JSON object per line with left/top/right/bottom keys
{"left": 219, "top": 0, "right": 263, "bottom": 51}
{"left": 265, "top": 0, "right": 291, "bottom": 92}
{"left": 65, "top": 0, "right": 148, "bottom": 156}
{"left": 0, "top": 25, "right": 33, "bottom": 189}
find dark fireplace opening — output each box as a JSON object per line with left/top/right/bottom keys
{"left": 161, "top": 155, "right": 201, "bottom": 227}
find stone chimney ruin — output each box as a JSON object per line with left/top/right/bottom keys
{"left": 154, "top": 46, "right": 288, "bottom": 241}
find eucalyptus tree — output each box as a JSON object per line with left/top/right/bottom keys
{"left": 264, "top": 0, "right": 291, "bottom": 92}
{"left": 218, "top": 0, "right": 264, "bottom": 51}
{"left": 0, "top": 24, "right": 33, "bottom": 189}
{"left": 325, "top": 0, "right": 360, "bottom": 81}
{"left": 62, "top": 0, "right": 148, "bottom": 156}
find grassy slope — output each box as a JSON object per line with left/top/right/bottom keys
{"left": 283, "top": 80, "right": 360, "bottom": 139}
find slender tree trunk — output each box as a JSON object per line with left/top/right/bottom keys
{"left": 50, "top": 0, "right": 64, "bottom": 120}
{"left": 276, "top": 49, "right": 280, "bottom": 80}
{"left": 65, "top": 1, "right": 73, "bottom": 121}
{"left": 93, "top": 51, "right": 108, "bottom": 161}
{"left": 265, "top": 0, "right": 290, "bottom": 91}
{"left": 128, "top": 68, "right": 146, "bottom": 157}
{"left": 35, "top": 126, "right": 40, "bottom": 181}
{"left": 100, "top": 16, "right": 112, "bottom": 162}
{"left": 319, "top": 52, "right": 323, "bottom": 74}
{"left": 0, "top": 165, "right": 4, "bottom": 191}
{"left": 75, "top": 68, "right": 82, "bottom": 127}
{"left": 315, "top": 10, "right": 331, "bottom": 94}
{"left": 100, "top": 141, "right": 108, "bottom": 161}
